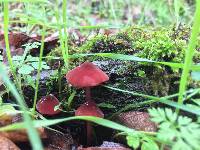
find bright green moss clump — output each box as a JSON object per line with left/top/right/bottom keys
{"left": 78, "top": 25, "right": 199, "bottom": 63}
{"left": 127, "top": 27, "right": 187, "bottom": 62}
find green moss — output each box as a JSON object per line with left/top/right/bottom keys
{"left": 79, "top": 34, "right": 133, "bottom": 54}
{"left": 77, "top": 25, "right": 200, "bottom": 64}
{"left": 125, "top": 26, "right": 189, "bottom": 62}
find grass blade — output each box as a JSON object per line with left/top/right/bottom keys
{"left": 177, "top": 0, "right": 200, "bottom": 110}
{"left": 0, "top": 116, "right": 134, "bottom": 134}
{"left": 0, "top": 64, "right": 43, "bottom": 150}
{"left": 32, "top": 27, "right": 46, "bottom": 114}
{"left": 3, "top": 2, "right": 21, "bottom": 92}
{"left": 104, "top": 86, "right": 200, "bottom": 116}
{"left": 70, "top": 53, "right": 200, "bottom": 71}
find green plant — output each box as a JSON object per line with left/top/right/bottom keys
{"left": 32, "top": 27, "right": 46, "bottom": 114}
{"left": 178, "top": 0, "right": 200, "bottom": 109}
{"left": 149, "top": 108, "right": 200, "bottom": 150}
{"left": 14, "top": 42, "right": 48, "bottom": 73}
{"left": 136, "top": 30, "right": 186, "bottom": 62}
{"left": 127, "top": 133, "right": 158, "bottom": 150}
{"left": 11, "top": 42, "right": 50, "bottom": 89}
{"left": 3, "top": 2, "right": 20, "bottom": 92}
{"left": 0, "top": 63, "right": 43, "bottom": 150}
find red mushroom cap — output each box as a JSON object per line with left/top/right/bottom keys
{"left": 66, "top": 62, "right": 109, "bottom": 88}
{"left": 75, "top": 101, "right": 104, "bottom": 118}
{"left": 36, "top": 94, "right": 61, "bottom": 115}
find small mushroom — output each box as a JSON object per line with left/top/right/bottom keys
{"left": 66, "top": 62, "right": 109, "bottom": 102}
{"left": 75, "top": 101, "right": 104, "bottom": 118}
{"left": 66, "top": 62, "right": 109, "bottom": 146}
{"left": 36, "top": 94, "right": 61, "bottom": 115}
{"left": 75, "top": 101, "right": 104, "bottom": 146}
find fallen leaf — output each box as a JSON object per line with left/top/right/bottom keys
{"left": 0, "top": 106, "right": 18, "bottom": 127}
{"left": 78, "top": 148, "right": 130, "bottom": 150}
{"left": 44, "top": 129, "right": 74, "bottom": 150}
{"left": 0, "top": 32, "right": 59, "bottom": 61}
{"left": 116, "top": 111, "right": 157, "bottom": 132}
{"left": 0, "top": 135, "right": 20, "bottom": 150}
{"left": 0, "top": 33, "right": 37, "bottom": 62}
{"left": 0, "top": 127, "right": 47, "bottom": 143}
{"left": 0, "top": 114, "right": 13, "bottom": 127}
{"left": 78, "top": 141, "right": 131, "bottom": 150}
{"left": 0, "top": 33, "right": 33, "bottom": 54}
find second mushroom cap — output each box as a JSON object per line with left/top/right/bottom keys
{"left": 75, "top": 101, "right": 104, "bottom": 118}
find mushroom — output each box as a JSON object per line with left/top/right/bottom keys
{"left": 75, "top": 101, "right": 104, "bottom": 118}
{"left": 36, "top": 94, "right": 61, "bottom": 115}
{"left": 66, "top": 62, "right": 109, "bottom": 102}
{"left": 66, "top": 62, "right": 109, "bottom": 145}
{"left": 75, "top": 101, "right": 104, "bottom": 146}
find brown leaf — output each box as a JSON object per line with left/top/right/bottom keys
{"left": 0, "top": 32, "right": 38, "bottom": 62}
{"left": 0, "top": 33, "right": 34, "bottom": 53}
{"left": 78, "top": 141, "right": 131, "bottom": 150}
{"left": 116, "top": 111, "right": 157, "bottom": 132}
{"left": 0, "top": 114, "right": 46, "bottom": 143}
{"left": 29, "top": 32, "right": 59, "bottom": 56}
{"left": 0, "top": 108, "right": 18, "bottom": 127}
{"left": 0, "top": 31, "right": 4, "bottom": 41}
{"left": 0, "top": 32, "right": 59, "bottom": 60}
{"left": 0, "top": 135, "right": 20, "bottom": 150}
{"left": 0, "top": 114, "right": 13, "bottom": 127}
{"left": 0, "top": 127, "right": 47, "bottom": 143}
{"left": 44, "top": 129, "right": 74, "bottom": 150}
{"left": 78, "top": 148, "right": 130, "bottom": 150}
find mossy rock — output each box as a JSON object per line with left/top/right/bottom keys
{"left": 43, "top": 25, "right": 200, "bottom": 114}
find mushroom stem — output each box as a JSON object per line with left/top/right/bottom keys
{"left": 86, "top": 122, "right": 93, "bottom": 146}
{"left": 85, "top": 87, "right": 91, "bottom": 101}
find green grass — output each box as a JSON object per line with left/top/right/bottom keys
{"left": 177, "top": 0, "right": 200, "bottom": 111}
{"left": 2, "top": 1, "right": 46, "bottom": 150}
{"left": 3, "top": 2, "right": 20, "bottom": 92}
{"left": 0, "top": 64, "right": 43, "bottom": 150}
{"left": 62, "top": 0, "right": 69, "bottom": 70}
{"left": 0, "top": 116, "right": 134, "bottom": 133}
{"left": 32, "top": 27, "right": 46, "bottom": 114}
{"left": 55, "top": 0, "right": 68, "bottom": 68}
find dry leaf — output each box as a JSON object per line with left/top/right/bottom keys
{"left": 78, "top": 141, "right": 130, "bottom": 150}
{"left": 117, "top": 111, "right": 157, "bottom": 132}
{"left": 0, "top": 127, "right": 47, "bottom": 143}
{"left": 0, "top": 135, "right": 20, "bottom": 150}
{"left": 44, "top": 129, "right": 74, "bottom": 150}
{"left": 78, "top": 148, "right": 130, "bottom": 150}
